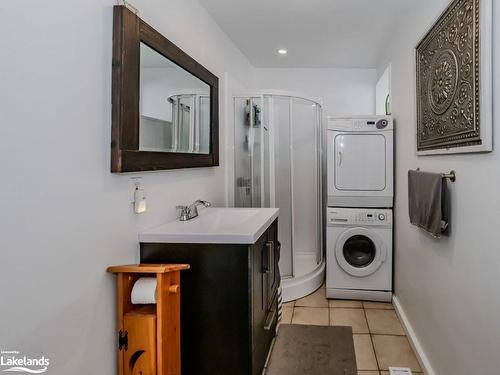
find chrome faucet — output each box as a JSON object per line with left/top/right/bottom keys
{"left": 176, "top": 200, "right": 211, "bottom": 221}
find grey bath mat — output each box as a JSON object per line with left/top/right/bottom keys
{"left": 266, "top": 324, "right": 357, "bottom": 375}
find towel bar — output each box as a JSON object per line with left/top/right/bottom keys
{"left": 416, "top": 168, "right": 456, "bottom": 182}
{"left": 442, "top": 170, "right": 456, "bottom": 182}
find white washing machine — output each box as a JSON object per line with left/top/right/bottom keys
{"left": 327, "top": 116, "right": 394, "bottom": 208}
{"left": 326, "top": 207, "right": 392, "bottom": 302}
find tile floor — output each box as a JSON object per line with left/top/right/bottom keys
{"left": 280, "top": 285, "right": 423, "bottom": 375}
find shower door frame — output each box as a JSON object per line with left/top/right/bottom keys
{"left": 232, "top": 90, "right": 325, "bottom": 280}
{"left": 232, "top": 95, "right": 266, "bottom": 208}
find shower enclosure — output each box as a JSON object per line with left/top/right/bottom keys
{"left": 233, "top": 92, "right": 325, "bottom": 301}
{"left": 139, "top": 91, "right": 210, "bottom": 153}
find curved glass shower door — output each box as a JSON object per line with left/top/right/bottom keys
{"left": 234, "top": 97, "right": 264, "bottom": 208}
{"left": 288, "top": 97, "right": 322, "bottom": 278}
{"left": 234, "top": 93, "right": 323, "bottom": 296}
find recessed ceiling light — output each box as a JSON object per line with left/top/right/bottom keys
{"left": 278, "top": 49, "right": 287, "bottom": 55}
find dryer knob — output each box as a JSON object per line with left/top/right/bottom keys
{"left": 376, "top": 119, "right": 388, "bottom": 129}
{"left": 378, "top": 214, "right": 386, "bottom": 221}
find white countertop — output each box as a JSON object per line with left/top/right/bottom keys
{"left": 139, "top": 207, "right": 279, "bottom": 244}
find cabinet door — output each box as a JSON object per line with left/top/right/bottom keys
{"left": 252, "top": 232, "right": 266, "bottom": 347}
{"left": 123, "top": 311, "right": 156, "bottom": 375}
{"left": 265, "top": 221, "right": 280, "bottom": 309}
{"left": 251, "top": 231, "right": 275, "bottom": 375}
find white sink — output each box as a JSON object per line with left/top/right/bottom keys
{"left": 139, "top": 207, "right": 279, "bottom": 244}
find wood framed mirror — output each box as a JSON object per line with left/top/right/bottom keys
{"left": 111, "top": 5, "right": 219, "bottom": 172}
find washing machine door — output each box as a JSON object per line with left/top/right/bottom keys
{"left": 335, "top": 228, "right": 387, "bottom": 277}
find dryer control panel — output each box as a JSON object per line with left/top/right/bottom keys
{"left": 327, "top": 208, "right": 392, "bottom": 226}
{"left": 328, "top": 116, "right": 394, "bottom": 132}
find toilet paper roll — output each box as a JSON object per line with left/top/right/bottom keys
{"left": 131, "top": 277, "right": 157, "bottom": 304}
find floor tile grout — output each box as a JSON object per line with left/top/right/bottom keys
{"left": 295, "top": 305, "right": 363, "bottom": 309}
{"left": 370, "top": 333, "right": 406, "bottom": 337}
{"left": 294, "top": 306, "right": 392, "bottom": 310}
{"left": 363, "top": 307, "right": 382, "bottom": 371}
{"left": 329, "top": 306, "right": 364, "bottom": 309}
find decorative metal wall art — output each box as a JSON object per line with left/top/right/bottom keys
{"left": 416, "top": 0, "right": 492, "bottom": 154}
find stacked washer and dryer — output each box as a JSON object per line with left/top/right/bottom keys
{"left": 326, "top": 116, "right": 394, "bottom": 302}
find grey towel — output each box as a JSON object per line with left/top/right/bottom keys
{"left": 408, "top": 170, "right": 449, "bottom": 237}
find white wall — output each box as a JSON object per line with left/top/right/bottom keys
{"left": 0, "top": 0, "right": 254, "bottom": 373}
{"left": 377, "top": 2, "right": 500, "bottom": 374}
{"left": 375, "top": 64, "right": 391, "bottom": 115}
{"left": 255, "top": 68, "right": 377, "bottom": 117}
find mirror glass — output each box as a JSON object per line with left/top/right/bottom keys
{"left": 139, "top": 42, "right": 211, "bottom": 154}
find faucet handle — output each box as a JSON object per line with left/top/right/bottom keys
{"left": 176, "top": 205, "right": 189, "bottom": 213}
{"left": 176, "top": 205, "right": 190, "bottom": 221}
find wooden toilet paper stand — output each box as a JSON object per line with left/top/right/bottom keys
{"left": 107, "top": 264, "right": 190, "bottom": 375}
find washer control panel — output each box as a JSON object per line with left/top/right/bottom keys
{"left": 328, "top": 208, "right": 392, "bottom": 226}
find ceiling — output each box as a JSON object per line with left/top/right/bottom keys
{"left": 198, "top": 0, "right": 413, "bottom": 68}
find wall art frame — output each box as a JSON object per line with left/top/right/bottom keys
{"left": 415, "top": 0, "right": 492, "bottom": 155}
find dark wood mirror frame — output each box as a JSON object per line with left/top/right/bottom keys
{"left": 111, "top": 5, "right": 219, "bottom": 173}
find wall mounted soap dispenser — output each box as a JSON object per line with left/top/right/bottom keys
{"left": 133, "top": 184, "right": 147, "bottom": 214}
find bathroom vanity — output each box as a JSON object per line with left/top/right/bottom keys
{"left": 139, "top": 208, "right": 280, "bottom": 375}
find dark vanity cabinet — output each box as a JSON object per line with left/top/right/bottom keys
{"left": 140, "top": 219, "right": 280, "bottom": 375}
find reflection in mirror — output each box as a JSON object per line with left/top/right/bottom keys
{"left": 139, "top": 42, "right": 211, "bottom": 154}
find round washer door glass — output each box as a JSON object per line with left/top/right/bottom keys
{"left": 343, "top": 235, "right": 376, "bottom": 268}
{"left": 334, "top": 227, "right": 386, "bottom": 277}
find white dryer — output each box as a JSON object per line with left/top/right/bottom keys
{"left": 327, "top": 116, "right": 393, "bottom": 208}
{"left": 326, "top": 207, "right": 392, "bottom": 302}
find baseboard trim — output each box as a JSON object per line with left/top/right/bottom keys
{"left": 392, "top": 296, "right": 436, "bottom": 375}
